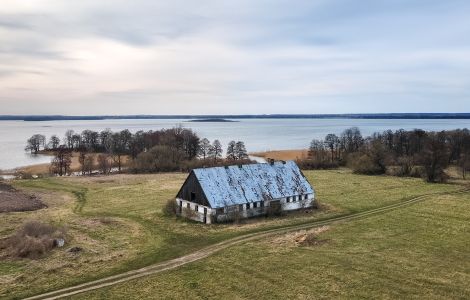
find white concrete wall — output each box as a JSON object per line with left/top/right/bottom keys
{"left": 281, "top": 193, "right": 315, "bottom": 211}
{"left": 176, "top": 192, "right": 315, "bottom": 224}
{"left": 175, "top": 198, "right": 213, "bottom": 224}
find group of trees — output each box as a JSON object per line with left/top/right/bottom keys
{"left": 26, "top": 127, "right": 252, "bottom": 175}
{"left": 305, "top": 127, "right": 470, "bottom": 182}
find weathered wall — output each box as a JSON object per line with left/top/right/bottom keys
{"left": 176, "top": 198, "right": 213, "bottom": 224}
{"left": 214, "top": 193, "right": 315, "bottom": 223}
{"left": 176, "top": 172, "right": 210, "bottom": 207}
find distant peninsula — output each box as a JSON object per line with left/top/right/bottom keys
{"left": 188, "top": 118, "right": 237, "bottom": 123}
{"left": 2, "top": 113, "right": 470, "bottom": 121}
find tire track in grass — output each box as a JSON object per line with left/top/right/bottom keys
{"left": 24, "top": 186, "right": 470, "bottom": 300}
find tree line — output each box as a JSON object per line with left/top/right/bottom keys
{"left": 303, "top": 127, "right": 470, "bottom": 182}
{"left": 26, "top": 127, "right": 250, "bottom": 175}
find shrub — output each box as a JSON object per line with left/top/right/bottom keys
{"left": 295, "top": 159, "right": 339, "bottom": 170}
{"left": 0, "top": 221, "right": 66, "bottom": 259}
{"left": 182, "top": 207, "right": 198, "bottom": 220}
{"left": 409, "top": 166, "right": 425, "bottom": 178}
{"left": 163, "top": 199, "right": 179, "bottom": 216}
{"left": 266, "top": 203, "right": 284, "bottom": 217}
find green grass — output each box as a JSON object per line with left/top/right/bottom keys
{"left": 0, "top": 170, "right": 465, "bottom": 299}
{"left": 73, "top": 192, "right": 470, "bottom": 299}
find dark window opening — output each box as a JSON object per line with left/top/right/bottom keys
{"left": 254, "top": 202, "right": 258, "bottom": 208}
{"left": 239, "top": 204, "right": 243, "bottom": 211}
{"left": 190, "top": 192, "right": 196, "bottom": 202}
{"left": 195, "top": 205, "right": 198, "bottom": 212}
{"left": 260, "top": 201, "right": 264, "bottom": 208}
{"left": 246, "top": 203, "right": 250, "bottom": 210}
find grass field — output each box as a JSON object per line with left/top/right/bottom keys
{"left": 0, "top": 169, "right": 467, "bottom": 299}
{"left": 74, "top": 192, "right": 470, "bottom": 299}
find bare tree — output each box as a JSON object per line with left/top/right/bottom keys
{"left": 209, "top": 140, "right": 223, "bottom": 162}
{"left": 325, "top": 134, "right": 339, "bottom": 162}
{"left": 64, "top": 130, "right": 75, "bottom": 149}
{"left": 47, "top": 135, "right": 60, "bottom": 150}
{"left": 420, "top": 132, "right": 450, "bottom": 183}
{"left": 25, "top": 134, "right": 46, "bottom": 154}
{"left": 97, "top": 153, "right": 112, "bottom": 175}
{"left": 50, "top": 146, "right": 72, "bottom": 176}
{"left": 458, "top": 150, "right": 470, "bottom": 179}
{"left": 198, "top": 138, "right": 211, "bottom": 160}
{"left": 79, "top": 151, "right": 94, "bottom": 175}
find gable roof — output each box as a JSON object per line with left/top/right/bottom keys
{"left": 191, "top": 161, "right": 314, "bottom": 208}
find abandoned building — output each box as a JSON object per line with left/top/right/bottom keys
{"left": 175, "top": 160, "right": 315, "bottom": 224}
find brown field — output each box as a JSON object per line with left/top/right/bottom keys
{"left": 251, "top": 149, "right": 309, "bottom": 161}
{"left": 0, "top": 182, "right": 46, "bottom": 213}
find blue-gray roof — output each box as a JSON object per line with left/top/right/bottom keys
{"left": 193, "top": 161, "right": 314, "bottom": 208}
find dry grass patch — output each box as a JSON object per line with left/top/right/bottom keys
{"left": 0, "top": 221, "right": 66, "bottom": 259}
{"left": 270, "top": 226, "right": 330, "bottom": 249}
{"left": 251, "top": 149, "right": 309, "bottom": 161}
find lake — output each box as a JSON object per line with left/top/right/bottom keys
{"left": 1, "top": 118, "right": 470, "bottom": 170}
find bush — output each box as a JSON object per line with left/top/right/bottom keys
{"left": 347, "top": 150, "right": 387, "bottom": 175}
{"left": 409, "top": 166, "right": 425, "bottom": 178}
{"left": 0, "top": 221, "right": 66, "bottom": 259}
{"left": 295, "top": 159, "right": 339, "bottom": 170}
{"left": 266, "top": 203, "right": 284, "bottom": 217}
{"left": 163, "top": 199, "right": 179, "bottom": 216}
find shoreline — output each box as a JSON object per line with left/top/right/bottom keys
{"left": 250, "top": 149, "right": 308, "bottom": 161}
{"left": 1, "top": 149, "right": 306, "bottom": 178}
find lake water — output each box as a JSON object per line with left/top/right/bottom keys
{"left": 1, "top": 118, "right": 470, "bottom": 170}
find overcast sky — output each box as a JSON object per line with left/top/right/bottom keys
{"left": 1, "top": 0, "right": 469, "bottom": 115}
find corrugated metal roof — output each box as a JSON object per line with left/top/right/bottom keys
{"left": 193, "top": 161, "right": 314, "bottom": 208}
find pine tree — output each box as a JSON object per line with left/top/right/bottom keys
{"left": 226, "top": 140, "right": 237, "bottom": 160}
{"left": 235, "top": 141, "right": 248, "bottom": 160}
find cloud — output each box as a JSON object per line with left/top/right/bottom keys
{"left": 0, "top": 0, "right": 469, "bottom": 114}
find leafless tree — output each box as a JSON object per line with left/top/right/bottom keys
{"left": 25, "top": 134, "right": 46, "bottom": 154}
{"left": 209, "top": 140, "right": 223, "bottom": 162}
{"left": 79, "top": 151, "right": 94, "bottom": 175}
{"left": 47, "top": 135, "right": 60, "bottom": 150}
{"left": 97, "top": 153, "right": 112, "bottom": 175}
{"left": 50, "top": 146, "right": 72, "bottom": 176}
{"left": 198, "top": 138, "right": 211, "bottom": 160}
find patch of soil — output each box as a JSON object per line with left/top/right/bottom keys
{"left": 0, "top": 183, "right": 46, "bottom": 213}
{"left": 270, "top": 226, "right": 330, "bottom": 248}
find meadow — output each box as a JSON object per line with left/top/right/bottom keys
{"left": 75, "top": 191, "right": 470, "bottom": 299}
{"left": 0, "top": 169, "right": 467, "bottom": 299}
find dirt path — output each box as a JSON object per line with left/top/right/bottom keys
{"left": 24, "top": 187, "right": 470, "bottom": 300}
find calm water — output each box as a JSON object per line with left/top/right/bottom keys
{"left": 1, "top": 118, "right": 470, "bottom": 170}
